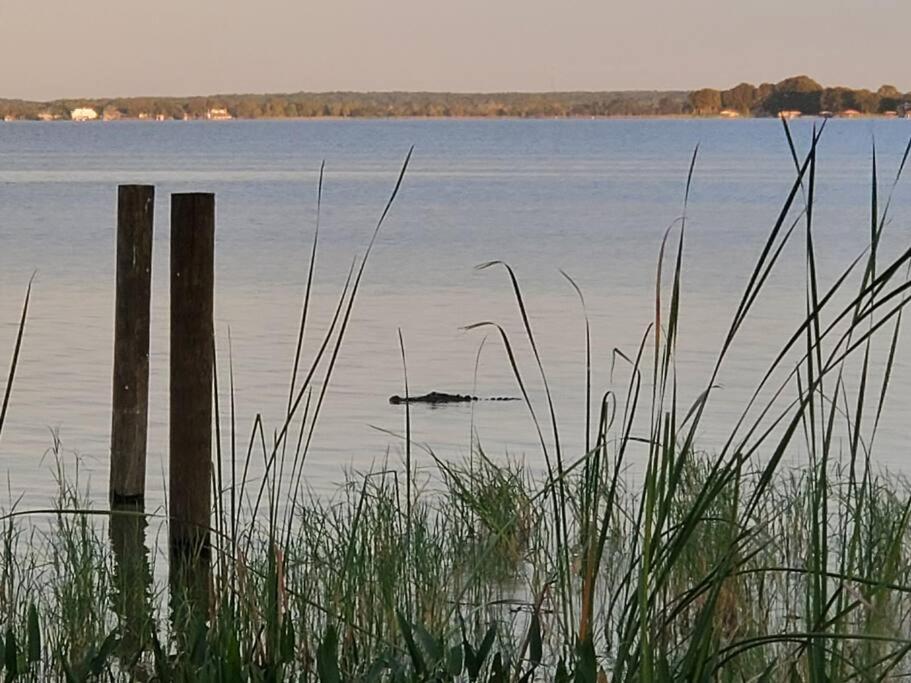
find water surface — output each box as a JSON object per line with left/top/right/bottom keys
{"left": 1, "top": 118, "right": 910, "bottom": 510}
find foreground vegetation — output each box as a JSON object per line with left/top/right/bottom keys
{"left": 2, "top": 123, "right": 911, "bottom": 680}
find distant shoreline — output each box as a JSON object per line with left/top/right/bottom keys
{"left": 3, "top": 77, "right": 910, "bottom": 121}
{"left": 2, "top": 113, "right": 907, "bottom": 123}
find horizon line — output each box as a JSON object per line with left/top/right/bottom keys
{"left": 7, "top": 74, "right": 911, "bottom": 103}
{"left": 4, "top": 88, "right": 696, "bottom": 103}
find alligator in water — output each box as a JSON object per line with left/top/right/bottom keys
{"left": 389, "top": 391, "right": 518, "bottom": 405}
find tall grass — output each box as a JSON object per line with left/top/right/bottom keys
{"left": 2, "top": 127, "right": 911, "bottom": 680}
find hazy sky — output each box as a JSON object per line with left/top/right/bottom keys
{"left": 1, "top": 0, "right": 908, "bottom": 99}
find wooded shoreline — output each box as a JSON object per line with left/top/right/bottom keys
{"left": 4, "top": 75, "right": 910, "bottom": 121}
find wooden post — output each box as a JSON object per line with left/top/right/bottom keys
{"left": 110, "top": 185, "right": 154, "bottom": 507}
{"left": 169, "top": 193, "right": 215, "bottom": 581}
{"left": 110, "top": 507, "right": 152, "bottom": 658}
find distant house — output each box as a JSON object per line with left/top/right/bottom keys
{"left": 899, "top": 102, "right": 911, "bottom": 119}
{"left": 2, "top": 115, "right": 15, "bottom": 122}
{"left": 206, "top": 107, "right": 233, "bottom": 121}
{"left": 819, "top": 111, "right": 834, "bottom": 118}
{"left": 884, "top": 111, "right": 898, "bottom": 118}
{"left": 102, "top": 107, "right": 122, "bottom": 121}
{"left": 839, "top": 109, "right": 861, "bottom": 118}
{"left": 70, "top": 107, "right": 98, "bottom": 121}
{"left": 778, "top": 110, "right": 801, "bottom": 120}
{"left": 719, "top": 109, "right": 741, "bottom": 118}
{"left": 37, "top": 111, "right": 56, "bottom": 121}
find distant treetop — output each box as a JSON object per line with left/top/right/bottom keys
{"left": 689, "top": 76, "right": 911, "bottom": 117}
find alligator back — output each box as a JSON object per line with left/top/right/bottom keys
{"left": 389, "top": 391, "right": 517, "bottom": 405}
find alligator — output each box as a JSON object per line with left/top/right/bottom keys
{"left": 389, "top": 391, "right": 518, "bottom": 405}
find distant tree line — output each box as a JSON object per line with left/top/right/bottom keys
{"left": 0, "top": 78, "right": 907, "bottom": 120}
{"left": 0, "top": 91, "right": 689, "bottom": 120}
{"left": 689, "top": 76, "right": 911, "bottom": 116}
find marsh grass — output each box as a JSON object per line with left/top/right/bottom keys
{"left": 2, "top": 125, "right": 911, "bottom": 679}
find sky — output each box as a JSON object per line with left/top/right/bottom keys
{"left": 1, "top": 0, "right": 908, "bottom": 100}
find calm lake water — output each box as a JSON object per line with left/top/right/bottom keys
{"left": 1, "top": 118, "right": 911, "bottom": 510}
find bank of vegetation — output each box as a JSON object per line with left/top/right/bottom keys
{"left": 1, "top": 75, "right": 910, "bottom": 121}
{"left": 0, "top": 91, "right": 690, "bottom": 122}
{"left": 2, "top": 124, "right": 911, "bottom": 680}
{"left": 690, "top": 75, "right": 911, "bottom": 117}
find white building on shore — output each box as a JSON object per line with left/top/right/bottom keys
{"left": 70, "top": 107, "right": 99, "bottom": 122}
{"left": 206, "top": 107, "right": 233, "bottom": 120}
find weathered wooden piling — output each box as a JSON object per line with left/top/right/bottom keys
{"left": 110, "top": 504, "right": 153, "bottom": 653}
{"left": 169, "top": 193, "right": 215, "bottom": 578}
{"left": 110, "top": 184, "right": 154, "bottom": 507}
